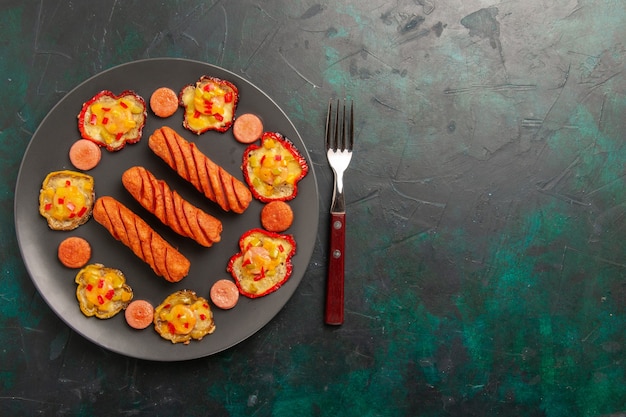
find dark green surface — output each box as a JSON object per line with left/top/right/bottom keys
{"left": 2, "top": 0, "right": 626, "bottom": 415}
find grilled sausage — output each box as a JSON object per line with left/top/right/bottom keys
{"left": 122, "top": 166, "right": 222, "bottom": 247}
{"left": 92, "top": 196, "right": 190, "bottom": 283}
{"left": 148, "top": 126, "right": 252, "bottom": 213}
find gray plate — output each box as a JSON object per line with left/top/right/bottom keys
{"left": 14, "top": 58, "right": 319, "bottom": 361}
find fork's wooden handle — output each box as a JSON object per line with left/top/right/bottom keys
{"left": 325, "top": 212, "right": 345, "bottom": 325}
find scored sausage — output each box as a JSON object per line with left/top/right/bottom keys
{"left": 148, "top": 126, "right": 252, "bottom": 213}
{"left": 122, "top": 166, "right": 222, "bottom": 247}
{"left": 92, "top": 196, "right": 190, "bottom": 283}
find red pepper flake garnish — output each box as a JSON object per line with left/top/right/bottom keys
{"left": 164, "top": 304, "right": 171, "bottom": 309}
{"left": 199, "top": 314, "right": 206, "bottom": 320}
{"left": 177, "top": 314, "right": 182, "bottom": 319}
{"left": 86, "top": 284, "right": 93, "bottom": 292}
{"left": 116, "top": 132, "right": 123, "bottom": 140}
{"left": 97, "top": 279, "right": 104, "bottom": 289}
{"left": 242, "top": 132, "right": 310, "bottom": 203}
{"left": 227, "top": 228, "right": 297, "bottom": 299}
{"left": 69, "top": 212, "right": 76, "bottom": 219}
{"left": 65, "top": 180, "right": 71, "bottom": 187}
{"left": 203, "top": 303, "right": 209, "bottom": 309}
{"left": 58, "top": 198, "right": 64, "bottom": 205}
{"left": 242, "top": 258, "right": 252, "bottom": 267}
{"left": 184, "top": 323, "right": 190, "bottom": 329}
{"left": 97, "top": 295, "right": 104, "bottom": 305}
{"left": 168, "top": 322, "right": 176, "bottom": 334}
{"left": 77, "top": 206, "right": 87, "bottom": 217}
{"left": 44, "top": 203, "right": 52, "bottom": 211}
{"left": 193, "top": 110, "right": 201, "bottom": 118}
{"left": 254, "top": 267, "right": 266, "bottom": 281}
{"left": 275, "top": 154, "right": 282, "bottom": 161}
{"left": 180, "top": 76, "right": 238, "bottom": 134}
{"left": 105, "top": 289, "right": 115, "bottom": 300}
{"left": 78, "top": 90, "right": 146, "bottom": 151}
{"left": 260, "top": 155, "right": 266, "bottom": 165}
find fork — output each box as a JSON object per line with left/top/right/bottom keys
{"left": 324, "top": 99, "right": 354, "bottom": 325}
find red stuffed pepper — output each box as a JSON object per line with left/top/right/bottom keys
{"left": 242, "top": 132, "right": 309, "bottom": 202}
{"left": 227, "top": 228, "right": 296, "bottom": 298}
{"left": 179, "top": 75, "right": 239, "bottom": 134}
{"left": 77, "top": 90, "right": 147, "bottom": 151}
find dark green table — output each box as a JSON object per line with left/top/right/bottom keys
{"left": 2, "top": 1, "right": 626, "bottom": 415}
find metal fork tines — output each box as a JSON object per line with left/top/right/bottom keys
{"left": 324, "top": 99, "right": 353, "bottom": 325}
{"left": 325, "top": 100, "right": 354, "bottom": 213}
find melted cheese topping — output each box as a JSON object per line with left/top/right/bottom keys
{"left": 75, "top": 264, "right": 133, "bottom": 318}
{"left": 181, "top": 79, "right": 235, "bottom": 132}
{"left": 40, "top": 173, "right": 93, "bottom": 222}
{"left": 154, "top": 291, "right": 215, "bottom": 343}
{"left": 82, "top": 266, "right": 131, "bottom": 309}
{"left": 247, "top": 138, "right": 303, "bottom": 197}
{"left": 160, "top": 304, "right": 196, "bottom": 335}
{"left": 86, "top": 96, "right": 144, "bottom": 145}
{"left": 242, "top": 234, "right": 287, "bottom": 278}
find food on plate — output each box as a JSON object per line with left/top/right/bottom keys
{"left": 227, "top": 228, "right": 296, "bottom": 298}
{"left": 179, "top": 75, "right": 238, "bottom": 134}
{"left": 125, "top": 299, "right": 155, "bottom": 330}
{"left": 122, "top": 166, "right": 222, "bottom": 247}
{"left": 150, "top": 87, "right": 179, "bottom": 118}
{"left": 154, "top": 289, "right": 216, "bottom": 344}
{"left": 210, "top": 279, "right": 239, "bottom": 309}
{"left": 39, "top": 170, "right": 95, "bottom": 231}
{"left": 77, "top": 90, "right": 147, "bottom": 151}
{"left": 149, "top": 126, "right": 252, "bottom": 213}
{"left": 260, "top": 201, "right": 294, "bottom": 232}
{"left": 233, "top": 113, "right": 263, "bottom": 144}
{"left": 75, "top": 263, "right": 133, "bottom": 319}
{"left": 57, "top": 236, "right": 92, "bottom": 268}
{"left": 242, "top": 132, "right": 309, "bottom": 202}
{"left": 92, "top": 196, "right": 190, "bottom": 283}
{"left": 69, "top": 139, "right": 102, "bottom": 171}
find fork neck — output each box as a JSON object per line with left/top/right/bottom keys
{"left": 330, "top": 185, "right": 346, "bottom": 213}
